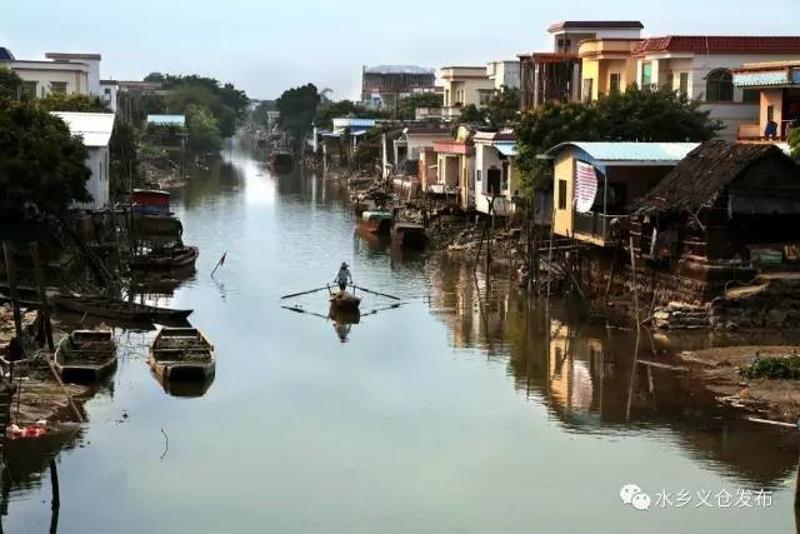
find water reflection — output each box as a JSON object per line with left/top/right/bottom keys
{"left": 428, "top": 261, "right": 800, "bottom": 489}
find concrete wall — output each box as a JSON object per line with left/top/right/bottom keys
{"left": 11, "top": 64, "right": 88, "bottom": 97}
{"left": 474, "top": 142, "right": 513, "bottom": 215}
{"left": 553, "top": 152, "right": 575, "bottom": 237}
{"left": 75, "top": 146, "right": 110, "bottom": 210}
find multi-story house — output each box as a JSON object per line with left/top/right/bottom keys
{"left": 440, "top": 66, "right": 495, "bottom": 120}
{"left": 632, "top": 36, "right": 800, "bottom": 140}
{"left": 360, "top": 65, "right": 436, "bottom": 110}
{"left": 519, "top": 21, "right": 644, "bottom": 109}
{"left": 486, "top": 60, "right": 520, "bottom": 90}
{"left": 733, "top": 60, "right": 800, "bottom": 142}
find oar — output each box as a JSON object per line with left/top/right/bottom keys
{"left": 280, "top": 287, "right": 330, "bottom": 300}
{"left": 351, "top": 284, "right": 401, "bottom": 301}
{"left": 281, "top": 306, "right": 329, "bottom": 319}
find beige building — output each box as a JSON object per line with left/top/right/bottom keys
{"left": 1, "top": 50, "right": 109, "bottom": 103}
{"left": 579, "top": 38, "right": 642, "bottom": 100}
{"left": 439, "top": 66, "right": 494, "bottom": 119}
{"left": 544, "top": 142, "right": 697, "bottom": 246}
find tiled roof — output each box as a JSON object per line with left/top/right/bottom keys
{"left": 633, "top": 36, "right": 800, "bottom": 56}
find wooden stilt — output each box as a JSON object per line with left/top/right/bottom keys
{"left": 603, "top": 243, "right": 620, "bottom": 309}
{"left": 29, "top": 243, "right": 54, "bottom": 351}
{"left": 1, "top": 243, "right": 23, "bottom": 340}
{"left": 629, "top": 236, "right": 640, "bottom": 332}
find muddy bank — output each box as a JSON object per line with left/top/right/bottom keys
{"left": 678, "top": 345, "right": 800, "bottom": 423}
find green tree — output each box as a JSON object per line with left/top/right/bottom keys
{"left": 143, "top": 72, "right": 165, "bottom": 83}
{"left": 314, "top": 100, "right": 371, "bottom": 130}
{"left": 456, "top": 104, "right": 486, "bottom": 125}
{"left": 0, "top": 96, "right": 91, "bottom": 218}
{"left": 165, "top": 84, "right": 236, "bottom": 137}
{"left": 276, "top": 83, "right": 320, "bottom": 146}
{"left": 486, "top": 87, "right": 520, "bottom": 129}
{"left": 788, "top": 127, "right": 800, "bottom": 160}
{"left": 0, "top": 68, "right": 22, "bottom": 99}
{"left": 185, "top": 104, "right": 222, "bottom": 153}
{"left": 38, "top": 93, "right": 110, "bottom": 112}
{"left": 515, "top": 86, "right": 722, "bottom": 191}
{"left": 109, "top": 119, "right": 139, "bottom": 196}
{"left": 397, "top": 92, "right": 442, "bottom": 119}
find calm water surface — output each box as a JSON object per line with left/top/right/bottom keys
{"left": 3, "top": 142, "right": 800, "bottom": 533}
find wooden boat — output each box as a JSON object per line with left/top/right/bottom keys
{"left": 132, "top": 213, "right": 183, "bottom": 238}
{"left": 149, "top": 327, "right": 215, "bottom": 382}
{"left": 329, "top": 290, "right": 361, "bottom": 313}
{"left": 360, "top": 210, "right": 392, "bottom": 235}
{"left": 267, "top": 151, "right": 294, "bottom": 174}
{"left": 54, "top": 330, "right": 117, "bottom": 382}
{"left": 391, "top": 222, "right": 428, "bottom": 249}
{"left": 130, "top": 245, "right": 198, "bottom": 271}
{"left": 54, "top": 295, "right": 193, "bottom": 324}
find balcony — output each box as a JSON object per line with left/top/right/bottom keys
{"left": 737, "top": 120, "right": 793, "bottom": 142}
{"left": 573, "top": 211, "right": 626, "bottom": 246}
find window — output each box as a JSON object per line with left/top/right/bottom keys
{"left": 666, "top": 72, "right": 674, "bottom": 91}
{"left": 743, "top": 89, "right": 760, "bottom": 104}
{"left": 582, "top": 78, "right": 593, "bottom": 101}
{"left": 641, "top": 63, "right": 652, "bottom": 87}
{"left": 478, "top": 90, "right": 492, "bottom": 107}
{"left": 767, "top": 105, "right": 775, "bottom": 122}
{"left": 558, "top": 180, "right": 567, "bottom": 210}
{"left": 679, "top": 73, "right": 689, "bottom": 96}
{"left": 50, "top": 81, "right": 67, "bottom": 94}
{"left": 476, "top": 169, "right": 482, "bottom": 182}
{"left": 22, "top": 81, "right": 36, "bottom": 99}
{"left": 104, "top": 87, "right": 111, "bottom": 95}
{"left": 706, "top": 69, "right": 733, "bottom": 102}
{"left": 609, "top": 73, "right": 621, "bottom": 94}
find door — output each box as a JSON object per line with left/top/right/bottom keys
{"left": 487, "top": 167, "right": 502, "bottom": 196}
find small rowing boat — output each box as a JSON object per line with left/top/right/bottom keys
{"left": 391, "top": 222, "right": 428, "bottom": 249}
{"left": 130, "top": 245, "right": 198, "bottom": 271}
{"left": 149, "top": 327, "right": 215, "bottom": 382}
{"left": 54, "top": 330, "right": 117, "bottom": 383}
{"left": 329, "top": 290, "right": 361, "bottom": 314}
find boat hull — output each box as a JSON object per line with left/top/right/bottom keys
{"left": 149, "top": 327, "right": 215, "bottom": 385}
{"left": 54, "top": 330, "right": 117, "bottom": 383}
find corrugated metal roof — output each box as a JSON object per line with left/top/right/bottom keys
{"left": 494, "top": 142, "right": 517, "bottom": 157}
{"left": 51, "top": 112, "right": 115, "bottom": 147}
{"left": 364, "top": 65, "right": 434, "bottom": 75}
{"left": 147, "top": 114, "right": 186, "bottom": 127}
{"left": 543, "top": 142, "right": 699, "bottom": 164}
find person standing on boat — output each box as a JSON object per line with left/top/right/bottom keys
{"left": 334, "top": 262, "right": 352, "bottom": 292}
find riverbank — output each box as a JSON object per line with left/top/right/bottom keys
{"left": 679, "top": 345, "right": 800, "bottom": 423}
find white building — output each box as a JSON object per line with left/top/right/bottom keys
{"left": 473, "top": 131, "right": 518, "bottom": 216}
{"left": 51, "top": 112, "right": 116, "bottom": 211}
{"left": 633, "top": 36, "right": 800, "bottom": 140}
{"left": 487, "top": 60, "right": 520, "bottom": 90}
{"left": 1, "top": 50, "right": 113, "bottom": 107}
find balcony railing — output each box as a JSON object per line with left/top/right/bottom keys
{"left": 574, "top": 212, "right": 626, "bottom": 244}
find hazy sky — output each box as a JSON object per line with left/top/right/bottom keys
{"left": 4, "top": 0, "right": 800, "bottom": 100}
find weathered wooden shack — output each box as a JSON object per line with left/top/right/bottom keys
{"left": 630, "top": 140, "right": 800, "bottom": 300}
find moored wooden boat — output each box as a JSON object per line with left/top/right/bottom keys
{"left": 391, "top": 222, "right": 428, "bottom": 249}
{"left": 130, "top": 245, "right": 198, "bottom": 271}
{"left": 149, "top": 327, "right": 215, "bottom": 382}
{"left": 329, "top": 290, "right": 361, "bottom": 313}
{"left": 54, "top": 295, "right": 193, "bottom": 325}
{"left": 54, "top": 330, "right": 117, "bottom": 383}
{"left": 359, "top": 210, "right": 392, "bottom": 235}
{"left": 267, "top": 151, "right": 294, "bottom": 174}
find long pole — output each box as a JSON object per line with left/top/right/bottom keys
{"left": 629, "top": 236, "right": 640, "bottom": 333}
{"left": 2, "top": 243, "right": 23, "bottom": 340}
{"left": 29, "top": 243, "right": 54, "bottom": 351}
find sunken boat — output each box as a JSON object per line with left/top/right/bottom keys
{"left": 359, "top": 210, "right": 392, "bottom": 235}
{"left": 54, "top": 330, "right": 117, "bottom": 383}
{"left": 55, "top": 295, "right": 192, "bottom": 325}
{"left": 130, "top": 244, "right": 198, "bottom": 271}
{"left": 149, "top": 327, "right": 215, "bottom": 382}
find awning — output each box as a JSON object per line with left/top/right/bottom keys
{"left": 494, "top": 142, "right": 517, "bottom": 157}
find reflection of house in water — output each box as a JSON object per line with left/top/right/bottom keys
{"left": 426, "top": 258, "right": 509, "bottom": 351}
{"left": 428, "top": 274, "right": 800, "bottom": 488}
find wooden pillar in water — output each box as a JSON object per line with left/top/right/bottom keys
{"left": 1, "top": 243, "right": 23, "bottom": 340}
{"left": 29, "top": 243, "right": 54, "bottom": 351}
{"left": 49, "top": 459, "right": 60, "bottom": 534}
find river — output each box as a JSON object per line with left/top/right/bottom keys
{"left": 3, "top": 141, "right": 799, "bottom": 533}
